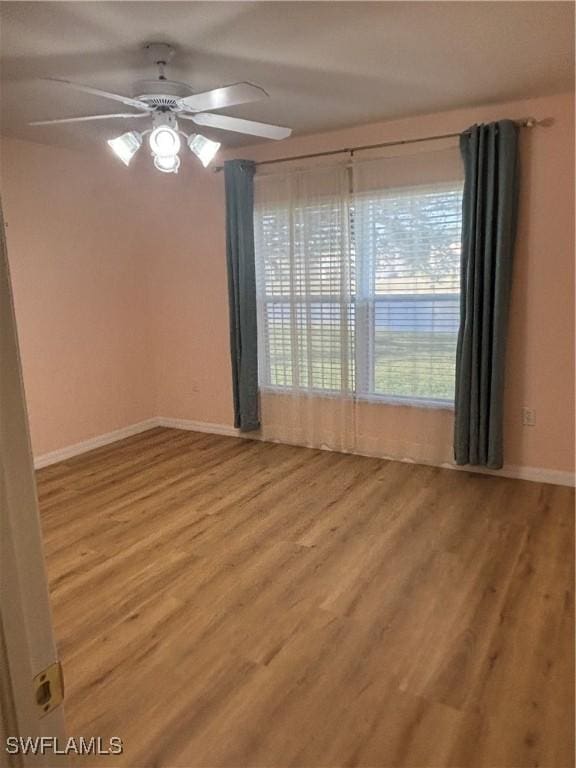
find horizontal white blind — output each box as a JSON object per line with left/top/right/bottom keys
{"left": 254, "top": 167, "right": 354, "bottom": 393}
{"left": 254, "top": 154, "right": 463, "bottom": 405}
{"left": 354, "top": 182, "right": 463, "bottom": 403}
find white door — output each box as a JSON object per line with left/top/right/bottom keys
{"left": 0, "top": 198, "right": 67, "bottom": 766}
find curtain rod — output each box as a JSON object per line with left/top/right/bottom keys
{"left": 214, "top": 117, "right": 549, "bottom": 172}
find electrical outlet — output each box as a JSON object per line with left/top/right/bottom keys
{"left": 521, "top": 407, "right": 536, "bottom": 427}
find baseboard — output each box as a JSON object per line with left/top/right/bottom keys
{"left": 33, "top": 417, "right": 240, "bottom": 469}
{"left": 33, "top": 419, "right": 160, "bottom": 469}
{"left": 438, "top": 461, "right": 575, "bottom": 487}
{"left": 157, "top": 416, "right": 241, "bottom": 438}
{"left": 34, "top": 416, "right": 575, "bottom": 487}
{"left": 157, "top": 417, "right": 575, "bottom": 487}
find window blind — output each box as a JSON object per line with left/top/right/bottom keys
{"left": 255, "top": 167, "right": 354, "bottom": 393}
{"left": 353, "top": 182, "right": 463, "bottom": 403}
{"left": 254, "top": 160, "right": 463, "bottom": 406}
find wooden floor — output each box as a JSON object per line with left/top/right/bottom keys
{"left": 37, "top": 427, "right": 574, "bottom": 768}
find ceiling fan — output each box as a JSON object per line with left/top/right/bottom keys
{"left": 29, "top": 43, "right": 292, "bottom": 173}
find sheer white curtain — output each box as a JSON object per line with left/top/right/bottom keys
{"left": 352, "top": 150, "right": 464, "bottom": 404}
{"left": 254, "top": 163, "right": 358, "bottom": 452}
{"left": 253, "top": 145, "right": 464, "bottom": 459}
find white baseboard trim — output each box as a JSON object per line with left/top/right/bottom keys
{"left": 156, "top": 417, "right": 575, "bottom": 487}
{"left": 438, "top": 461, "right": 575, "bottom": 487}
{"left": 33, "top": 419, "right": 160, "bottom": 469}
{"left": 34, "top": 416, "right": 575, "bottom": 487}
{"left": 157, "top": 417, "right": 241, "bottom": 438}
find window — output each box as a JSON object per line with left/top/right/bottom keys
{"left": 255, "top": 167, "right": 355, "bottom": 394}
{"left": 254, "top": 163, "right": 463, "bottom": 406}
{"left": 354, "top": 182, "right": 463, "bottom": 403}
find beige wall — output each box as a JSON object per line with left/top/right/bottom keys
{"left": 0, "top": 138, "right": 154, "bottom": 456}
{"left": 1, "top": 91, "right": 574, "bottom": 473}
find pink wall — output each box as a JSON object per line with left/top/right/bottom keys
{"left": 0, "top": 138, "right": 154, "bottom": 456}
{"left": 1, "top": 91, "right": 574, "bottom": 473}
{"left": 145, "top": 162, "right": 232, "bottom": 426}
{"left": 153, "top": 91, "right": 575, "bottom": 473}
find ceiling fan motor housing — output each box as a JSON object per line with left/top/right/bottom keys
{"left": 133, "top": 79, "right": 193, "bottom": 110}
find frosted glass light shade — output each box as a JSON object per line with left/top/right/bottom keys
{"left": 149, "top": 126, "right": 181, "bottom": 156}
{"left": 107, "top": 131, "right": 142, "bottom": 166}
{"left": 153, "top": 154, "right": 181, "bottom": 174}
{"left": 188, "top": 134, "right": 221, "bottom": 167}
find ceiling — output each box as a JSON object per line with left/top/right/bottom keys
{"left": 0, "top": 1, "right": 574, "bottom": 151}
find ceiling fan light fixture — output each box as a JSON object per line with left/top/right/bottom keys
{"left": 107, "top": 131, "right": 142, "bottom": 166}
{"left": 35, "top": 49, "right": 291, "bottom": 176}
{"left": 188, "top": 134, "right": 221, "bottom": 168}
{"left": 153, "top": 153, "right": 181, "bottom": 174}
{"left": 149, "top": 125, "right": 181, "bottom": 156}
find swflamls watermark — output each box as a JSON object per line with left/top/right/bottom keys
{"left": 5, "top": 736, "right": 123, "bottom": 756}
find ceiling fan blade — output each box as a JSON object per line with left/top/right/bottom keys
{"left": 43, "top": 78, "right": 151, "bottom": 111}
{"left": 185, "top": 112, "right": 292, "bottom": 140}
{"left": 29, "top": 113, "right": 149, "bottom": 126}
{"left": 178, "top": 82, "right": 268, "bottom": 113}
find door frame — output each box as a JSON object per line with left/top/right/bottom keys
{"left": 0, "top": 198, "right": 66, "bottom": 765}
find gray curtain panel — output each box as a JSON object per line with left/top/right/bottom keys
{"left": 224, "top": 159, "right": 260, "bottom": 432}
{"left": 454, "top": 120, "right": 520, "bottom": 469}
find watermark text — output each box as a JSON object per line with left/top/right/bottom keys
{"left": 6, "top": 736, "right": 123, "bottom": 756}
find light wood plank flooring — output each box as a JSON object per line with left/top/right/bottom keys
{"left": 36, "top": 427, "right": 574, "bottom": 767}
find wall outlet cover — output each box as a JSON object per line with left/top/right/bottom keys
{"left": 521, "top": 407, "right": 536, "bottom": 427}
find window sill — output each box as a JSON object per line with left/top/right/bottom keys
{"left": 260, "top": 386, "right": 455, "bottom": 412}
